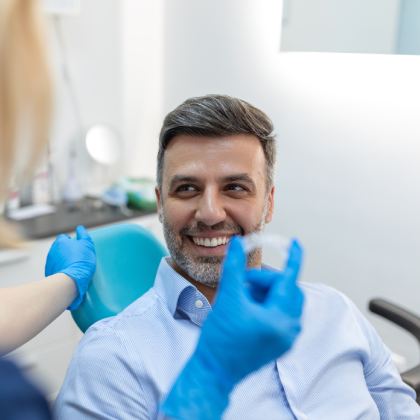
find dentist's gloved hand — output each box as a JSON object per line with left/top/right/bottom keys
{"left": 45, "top": 225, "right": 96, "bottom": 310}
{"left": 162, "top": 236, "right": 304, "bottom": 420}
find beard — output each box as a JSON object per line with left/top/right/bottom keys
{"left": 161, "top": 205, "right": 268, "bottom": 288}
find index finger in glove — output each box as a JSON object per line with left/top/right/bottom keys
{"left": 280, "top": 239, "right": 303, "bottom": 287}
{"left": 266, "top": 239, "right": 303, "bottom": 306}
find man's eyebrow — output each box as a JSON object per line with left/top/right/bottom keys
{"left": 222, "top": 174, "right": 255, "bottom": 185}
{"left": 168, "top": 173, "right": 257, "bottom": 190}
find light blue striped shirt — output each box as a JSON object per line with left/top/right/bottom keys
{"left": 55, "top": 257, "right": 419, "bottom": 419}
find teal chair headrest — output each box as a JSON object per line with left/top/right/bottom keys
{"left": 71, "top": 223, "right": 168, "bottom": 332}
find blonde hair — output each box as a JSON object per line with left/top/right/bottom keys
{"left": 0, "top": 0, "right": 52, "bottom": 247}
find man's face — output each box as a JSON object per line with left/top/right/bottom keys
{"left": 156, "top": 134, "right": 274, "bottom": 288}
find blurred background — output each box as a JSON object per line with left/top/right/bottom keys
{"left": 1, "top": 0, "right": 419, "bottom": 397}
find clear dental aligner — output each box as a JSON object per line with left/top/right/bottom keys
{"left": 242, "top": 232, "right": 290, "bottom": 255}
{"left": 241, "top": 232, "right": 292, "bottom": 273}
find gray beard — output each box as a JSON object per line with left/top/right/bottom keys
{"left": 162, "top": 208, "right": 267, "bottom": 288}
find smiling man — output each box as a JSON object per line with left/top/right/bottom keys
{"left": 56, "top": 95, "right": 419, "bottom": 419}
{"left": 157, "top": 132, "right": 273, "bottom": 302}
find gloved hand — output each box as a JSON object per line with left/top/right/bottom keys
{"left": 45, "top": 225, "right": 96, "bottom": 310}
{"left": 161, "top": 236, "right": 304, "bottom": 420}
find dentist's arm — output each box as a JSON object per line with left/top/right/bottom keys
{"left": 0, "top": 226, "right": 96, "bottom": 355}
{"left": 162, "top": 236, "right": 304, "bottom": 420}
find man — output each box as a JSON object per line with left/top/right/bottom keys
{"left": 55, "top": 95, "right": 419, "bottom": 419}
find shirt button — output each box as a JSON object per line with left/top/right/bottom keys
{"left": 195, "top": 299, "right": 204, "bottom": 309}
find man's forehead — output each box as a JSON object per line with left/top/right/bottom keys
{"left": 162, "top": 134, "right": 266, "bottom": 182}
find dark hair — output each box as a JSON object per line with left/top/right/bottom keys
{"left": 157, "top": 94, "right": 276, "bottom": 189}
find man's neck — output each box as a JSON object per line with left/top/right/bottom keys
{"left": 168, "top": 259, "right": 218, "bottom": 303}
{"left": 168, "top": 256, "right": 263, "bottom": 304}
{"left": 188, "top": 277, "right": 217, "bottom": 303}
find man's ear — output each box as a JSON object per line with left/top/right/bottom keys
{"left": 265, "top": 185, "right": 275, "bottom": 224}
{"left": 155, "top": 187, "right": 163, "bottom": 222}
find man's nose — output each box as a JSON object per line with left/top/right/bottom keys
{"left": 195, "top": 189, "right": 226, "bottom": 226}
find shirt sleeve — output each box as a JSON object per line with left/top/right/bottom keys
{"left": 343, "top": 294, "right": 420, "bottom": 419}
{"left": 54, "top": 325, "right": 150, "bottom": 419}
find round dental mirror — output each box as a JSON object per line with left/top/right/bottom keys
{"left": 85, "top": 124, "right": 120, "bottom": 165}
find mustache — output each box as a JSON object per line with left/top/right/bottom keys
{"left": 180, "top": 222, "right": 243, "bottom": 236}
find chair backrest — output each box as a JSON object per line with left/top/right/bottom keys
{"left": 71, "top": 223, "right": 168, "bottom": 332}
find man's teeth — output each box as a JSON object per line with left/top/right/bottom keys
{"left": 192, "top": 237, "right": 229, "bottom": 247}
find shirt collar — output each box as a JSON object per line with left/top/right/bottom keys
{"left": 154, "top": 257, "right": 212, "bottom": 326}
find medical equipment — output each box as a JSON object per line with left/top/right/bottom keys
{"left": 242, "top": 232, "right": 290, "bottom": 254}
{"left": 122, "top": 177, "right": 157, "bottom": 211}
{"left": 62, "top": 149, "right": 83, "bottom": 207}
{"left": 84, "top": 124, "right": 122, "bottom": 197}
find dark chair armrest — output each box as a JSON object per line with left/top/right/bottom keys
{"left": 369, "top": 298, "right": 420, "bottom": 345}
{"left": 369, "top": 298, "right": 420, "bottom": 400}
{"left": 402, "top": 366, "right": 420, "bottom": 394}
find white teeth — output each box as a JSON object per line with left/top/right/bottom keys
{"left": 192, "top": 236, "right": 229, "bottom": 247}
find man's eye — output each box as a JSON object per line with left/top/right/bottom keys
{"left": 226, "top": 184, "right": 247, "bottom": 192}
{"left": 175, "top": 185, "right": 198, "bottom": 193}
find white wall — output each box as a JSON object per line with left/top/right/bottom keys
{"left": 163, "top": 0, "right": 420, "bottom": 366}
{"left": 121, "top": 0, "right": 165, "bottom": 178}
{"left": 47, "top": 0, "right": 123, "bottom": 195}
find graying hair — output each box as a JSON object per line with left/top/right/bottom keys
{"left": 157, "top": 94, "right": 276, "bottom": 189}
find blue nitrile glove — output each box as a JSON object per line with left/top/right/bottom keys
{"left": 161, "top": 236, "right": 304, "bottom": 420}
{"left": 45, "top": 225, "right": 96, "bottom": 310}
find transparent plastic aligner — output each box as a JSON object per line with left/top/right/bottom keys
{"left": 242, "top": 232, "right": 291, "bottom": 270}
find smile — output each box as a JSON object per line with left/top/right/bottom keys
{"left": 191, "top": 236, "right": 230, "bottom": 248}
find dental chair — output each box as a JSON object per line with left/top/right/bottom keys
{"left": 369, "top": 298, "right": 420, "bottom": 403}
{"left": 71, "top": 223, "right": 167, "bottom": 333}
